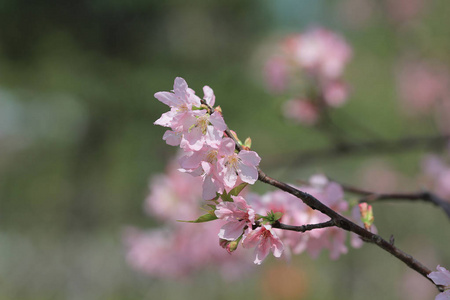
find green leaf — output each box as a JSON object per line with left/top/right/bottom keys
{"left": 178, "top": 212, "right": 218, "bottom": 223}
{"left": 273, "top": 212, "right": 284, "bottom": 221}
{"left": 229, "top": 183, "right": 248, "bottom": 197}
{"left": 220, "top": 190, "right": 233, "bottom": 202}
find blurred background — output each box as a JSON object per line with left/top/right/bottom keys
{"left": 0, "top": 0, "right": 449, "bottom": 299}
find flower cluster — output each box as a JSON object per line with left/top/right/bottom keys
{"left": 428, "top": 265, "right": 450, "bottom": 300}
{"left": 155, "top": 77, "right": 261, "bottom": 200}
{"left": 264, "top": 28, "right": 352, "bottom": 125}
{"left": 248, "top": 175, "right": 362, "bottom": 260}
{"left": 153, "top": 78, "right": 286, "bottom": 265}
{"left": 123, "top": 159, "right": 252, "bottom": 279}
{"left": 395, "top": 58, "right": 450, "bottom": 134}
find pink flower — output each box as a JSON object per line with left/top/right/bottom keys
{"left": 396, "top": 59, "right": 450, "bottom": 116}
{"left": 215, "top": 195, "right": 256, "bottom": 241}
{"left": 179, "top": 110, "right": 227, "bottom": 151}
{"left": 323, "top": 81, "right": 349, "bottom": 107}
{"left": 217, "top": 138, "right": 261, "bottom": 188}
{"left": 144, "top": 159, "right": 202, "bottom": 222}
{"left": 428, "top": 265, "right": 450, "bottom": 300}
{"left": 242, "top": 224, "right": 284, "bottom": 265}
{"left": 293, "top": 28, "right": 352, "bottom": 80}
{"left": 264, "top": 55, "right": 288, "bottom": 93}
{"left": 282, "top": 99, "right": 319, "bottom": 125}
{"left": 154, "top": 77, "right": 201, "bottom": 129}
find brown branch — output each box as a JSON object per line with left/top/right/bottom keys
{"left": 257, "top": 170, "right": 441, "bottom": 291}
{"left": 271, "top": 219, "right": 335, "bottom": 232}
{"left": 201, "top": 99, "right": 443, "bottom": 292}
{"left": 339, "top": 183, "right": 450, "bottom": 220}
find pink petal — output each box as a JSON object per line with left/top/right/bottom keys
{"left": 222, "top": 166, "right": 238, "bottom": 188}
{"left": 218, "top": 221, "right": 246, "bottom": 241}
{"left": 270, "top": 235, "right": 284, "bottom": 258}
{"left": 154, "top": 91, "right": 180, "bottom": 107}
{"left": 428, "top": 266, "right": 450, "bottom": 286}
{"left": 202, "top": 174, "right": 219, "bottom": 200}
{"left": 254, "top": 236, "right": 271, "bottom": 265}
{"left": 203, "top": 85, "right": 215, "bottom": 106}
{"left": 181, "top": 128, "right": 204, "bottom": 151}
{"left": 173, "top": 77, "right": 188, "bottom": 97}
{"left": 436, "top": 291, "right": 450, "bottom": 300}
{"left": 162, "top": 130, "right": 182, "bottom": 146}
{"left": 238, "top": 150, "right": 261, "bottom": 166}
{"left": 219, "top": 138, "right": 236, "bottom": 156}
{"left": 209, "top": 112, "right": 227, "bottom": 132}
{"left": 242, "top": 228, "right": 262, "bottom": 249}
{"left": 179, "top": 150, "right": 204, "bottom": 170}
{"left": 154, "top": 111, "right": 176, "bottom": 127}
{"left": 237, "top": 162, "right": 258, "bottom": 184}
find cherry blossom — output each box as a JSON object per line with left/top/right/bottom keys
{"left": 217, "top": 138, "right": 261, "bottom": 188}
{"left": 428, "top": 265, "right": 450, "bottom": 300}
{"left": 242, "top": 224, "right": 284, "bottom": 265}
{"left": 215, "top": 195, "right": 256, "bottom": 241}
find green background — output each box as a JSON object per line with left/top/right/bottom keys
{"left": 0, "top": 0, "right": 449, "bottom": 299}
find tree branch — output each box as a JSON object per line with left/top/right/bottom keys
{"left": 339, "top": 183, "right": 450, "bottom": 220}
{"left": 271, "top": 219, "right": 335, "bottom": 232}
{"left": 202, "top": 99, "right": 443, "bottom": 292}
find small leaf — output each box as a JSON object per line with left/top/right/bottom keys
{"left": 220, "top": 190, "right": 233, "bottom": 202}
{"left": 178, "top": 212, "right": 218, "bottom": 223}
{"left": 244, "top": 137, "right": 252, "bottom": 149}
{"left": 273, "top": 212, "right": 284, "bottom": 221}
{"left": 229, "top": 183, "right": 248, "bottom": 197}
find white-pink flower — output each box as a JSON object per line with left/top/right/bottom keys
{"left": 215, "top": 195, "right": 255, "bottom": 241}
{"left": 293, "top": 28, "right": 352, "bottom": 80}
{"left": 217, "top": 138, "right": 261, "bottom": 188}
{"left": 242, "top": 224, "right": 284, "bottom": 265}
{"left": 428, "top": 265, "right": 450, "bottom": 300}
{"left": 179, "top": 110, "right": 227, "bottom": 151}
{"left": 154, "top": 77, "right": 201, "bottom": 129}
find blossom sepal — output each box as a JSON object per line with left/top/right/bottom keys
{"left": 220, "top": 182, "right": 249, "bottom": 202}
{"left": 178, "top": 210, "right": 218, "bottom": 223}
{"left": 260, "top": 210, "right": 284, "bottom": 224}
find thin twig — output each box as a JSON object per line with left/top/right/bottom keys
{"left": 339, "top": 183, "right": 450, "bottom": 219}
{"left": 272, "top": 219, "right": 335, "bottom": 232}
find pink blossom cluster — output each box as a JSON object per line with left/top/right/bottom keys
{"left": 264, "top": 28, "right": 352, "bottom": 125}
{"left": 154, "top": 77, "right": 261, "bottom": 200}
{"left": 214, "top": 195, "right": 284, "bottom": 265}
{"left": 247, "top": 175, "right": 362, "bottom": 260}
{"left": 123, "top": 160, "right": 252, "bottom": 279}
{"left": 395, "top": 59, "right": 450, "bottom": 133}
{"left": 428, "top": 265, "right": 450, "bottom": 300}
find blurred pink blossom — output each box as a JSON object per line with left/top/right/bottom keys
{"left": 144, "top": 160, "right": 202, "bottom": 222}
{"left": 292, "top": 28, "right": 352, "bottom": 80}
{"left": 396, "top": 59, "right": 450, "bottom": 116}
{"left": 263, "top": 28, "right": 352, "bottom": 125}
{"left": 127, "top": 157, "right": 252, "bottom": 279}
{"left": 264, "top": 55, "right": 289, "bottom": 93}
{"left": 283, "top": 99, "right": 319, "bottom": 125}
{"left": 123, "top": 223, "right": 252, "bottom": 280}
